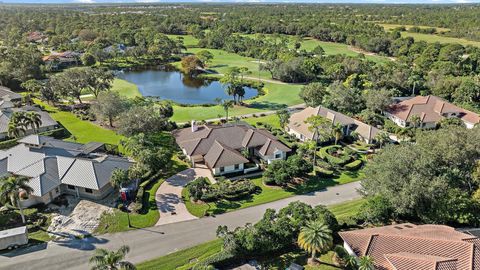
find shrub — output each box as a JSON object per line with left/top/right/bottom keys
{"left": 319, "top": 145, "right": 352, "bottom": 166}
{"left": 317, "top": 167, "right": 334, "bottom": 177}
{"left": 345, "top": 160, "right": 362, "bottom": 170}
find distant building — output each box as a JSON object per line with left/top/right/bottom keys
{"left": 287, "top": 106, "right": 381, "bottom": 144}
{"left": 174, "top": 122, "right": 291, "bottom": 176}
{"left": 339, "top": 223, "right": 480, "bottom": 270}
{"left": 384, "top": 95, "right": 480, "bottom": 129}
{"left": 0, "top": 135, "right": 133, "bottom": 207}
{"left": 27, "top": 31, "right": 48, "bottom": 43}
{"left": 43, "top": 51, "right": 82, "bottom": 70}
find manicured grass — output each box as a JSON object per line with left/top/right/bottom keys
{"left": 379, "top": 23, "right": 450, "bottom": 32}
{"left": 328, "top": 198, "right": 366, "bottom": 222}
{"left": 136, "top": 239, "right": 223, "bottom": 270}
{"left": 184, "top": 171, "right": 363, "bottom": 218}
{"left": 35, "top": 100, "right": 125, "bottom": 146}
{"left": 111, "top": 78, "right": 141, "bottom": 98}
{"left": 171, "top": 82, "right": 302, "bottom": 122}
{"left": 167, "top": 34, "right": 199, "bottom": 48}
{"left": 243, "top": 114, "right": 281, "bottom": 129}
{"left": 399, "top": 32, "right": 480, "bottom": 47}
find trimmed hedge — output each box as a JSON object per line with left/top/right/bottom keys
{"left": 345, "top": 160, "right": 363, "bottom": 170}
{"left": 316, "top": 167, "right": 334, "bottom": 177}
{"left": 319, "top": 145, "right": 352, "bottom": 166}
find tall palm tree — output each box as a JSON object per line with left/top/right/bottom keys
{"left": 0, "top": 175, "right": 33, "bottom": 224}
{"left": 26, "top": 112, "right": 42, "bottom": 133}
{"left": 332, "top": 123, "right": 344, "bottom": 145}
{"left": 305, "top": 115, "right": 330, "bottom": 175}
{"left": 358, "top": 256, "right": 375, "bottom": 270}
{"left": 89, "top": 245, "right": 136, "bottom": 270}
{"left": 297, "top": 220, "right": 333, "bottom": 265}
{"left": 215, "top": 99, "right": 234, "bottom": 122}
{"left": 7, "top": 121, "right": 25, "bottom": 138}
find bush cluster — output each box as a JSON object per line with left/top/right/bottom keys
{"left": 187, "top": 177, "right": 258, "bottom": 202}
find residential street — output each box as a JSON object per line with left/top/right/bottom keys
{"left": 0, "top": 181, "right": 361, "bottom": 270}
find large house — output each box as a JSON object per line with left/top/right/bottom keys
{"left": 174, "top": 122, "right": 291, "bottom": 176}
{"left": 384, "top": 95, "right": 480, "bottom": 129}
{"left": 286, "top": 106, "right": 381, "bottom": 144}
{"left": 339, "top": 223, "right": 480, "bottom": 270}
{"left": 43, "top": 51, "right": 82, "bottom": 70}
{"left": 0, "top": 135, "right": 133, "bottom": 207}
{"left": 0, "top": 87, "right": 58, "bottom": 140}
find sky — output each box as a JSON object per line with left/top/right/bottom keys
{"left": 1, "top": 0, "right": 480, "bottom": 4}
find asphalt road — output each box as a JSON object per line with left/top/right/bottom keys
{"left": 0, "top": 181, "right": 361, "bottom": 270}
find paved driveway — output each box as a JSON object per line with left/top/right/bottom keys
{"left": 155, "top": 167, "right": 213, "bottom": 226}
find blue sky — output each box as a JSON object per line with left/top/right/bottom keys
{"left": 1, "top": 0, "right": 480, "bottom": 4}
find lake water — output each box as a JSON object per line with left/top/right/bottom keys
{"left": 119, "top": 70, "right": 258, "bottom": 104}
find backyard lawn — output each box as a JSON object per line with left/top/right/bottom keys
{"left": 184, "top": 171, "right": 363, "bottom": 218}
{"left": 35, "top": 100, "right": 125, "bottom": 147}
{"left": 111, "top": 78, "right": 141, "bottom": 98}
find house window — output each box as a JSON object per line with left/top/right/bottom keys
{"left": 85, "top": 188, "right": 93, "bottom": 194}
{"left": 220, "top": 167, "right": 225, "bottom": 173}
{"left": 275, "top": 153, "right": 282, "bottom": 159}
{"left": 55, "top": 187, "right": 60, "bottom": 193}
{"left": 67, "top": 185, "right": 75, "bottom": 190}
{"left": 234, "top": 164, "right": 240, "bottom": 170}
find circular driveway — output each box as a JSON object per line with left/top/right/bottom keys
{"left": 155, "top": 167, "right": 213, "bottom": 225}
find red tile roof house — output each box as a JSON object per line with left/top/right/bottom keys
{"left": 173, "top": 122, "right": 291, "bottom": 176}
{"left": 286, "top": 106, "right": 381, "bottom": 144}
{"left": 339, "top": 223, "right": 480, "bottom": 270}
{"left": 384, "top": 95, "right": 480, "bottom": 129}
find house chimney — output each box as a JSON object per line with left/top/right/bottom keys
{"left": 191, "top": 120, "right": 198, "bottom": 132}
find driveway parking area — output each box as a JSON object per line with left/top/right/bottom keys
{"left": 155, "top": 166, "right": 213, "bottom": 225}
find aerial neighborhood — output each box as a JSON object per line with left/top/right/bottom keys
{"left": 0, "top": 2, "right": 480, "bottom": 270}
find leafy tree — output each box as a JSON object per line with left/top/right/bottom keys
{"left": 359, "top": 195, "right": 393, "bottom": 224}
{"left": 196, "top": 50, "right": 214, "bottom": 66}
{"left": 364, "top": 88, "right": 393, "bottom": 113}
{"left": 89, "top": 245, "right": 135, "bottom": 270}
{"left": 181, "top": 55, "right": 204, "bottom": 75}
{"left": 324, "top": 81, "right": 365, "bottom": 115}
{"left": 110, "top": 169, "right": 130, "bottom": 190}
{"left": 297, "top": 220, "right": 333, "bottom": 265}
{"left": 81, "top": 53, "right": 97, "bottom": 66}
{"left": 117, "top": 103, "right": 173, "bottom": 136}
{"left": 85, "top": 68, "right": 114, "bottom": 98}
{"left": 361, "top": 127, "right": 480, "bottom": 225}
{"left": 186, "top": 177, "right": 210, "bottom": 202}
{"left": 21, "top": 79, "right": 42, "bottom": 93}
{"left": 0, "top": 175, "right": 33, "bottom": 224}
{"left": 136, "top": 147, "right": 173, "bottom": 173}
{"left": 312, "top": 45, "right": 325, "bottom": 56}
{"left": 276, "top": 109, "right": 290, "bottom": 130}
{"left": 300, "top": 82, "right": 327, "bottom": 107}
{"left": 92, "top": 91, "right": 128, "bottom": 127}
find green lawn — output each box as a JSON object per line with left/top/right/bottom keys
{"left": 136, "top": 240, "right": 223, "bottom": 270}
{"left": 328, "top": 198, "right": 366, "bottom": 223}
{"left": 379, "top": 23, "right": 450, "bottom": 32}
{"left": 184, "top": 171, "right": 363, "bottom": 218}
{"left": 171, "top": 82, "right": 303, "bottom": 122}
{"left": 111, "top": 78, "right": 141, "bottom": 98}
{"left": 399, "top": 32, "right": 480, "bottom": 47}
{"left": 34, "top": 100, "right": 125, "bottom": 147}
{"left": 167, "top": 34, "right": 200, "bottom": 48}
{"left": 243, "top": 114, "right": 281, "bottom": 129}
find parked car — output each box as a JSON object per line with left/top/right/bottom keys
{"left": 0, "top": 226, "right": 28, "bottom": 250}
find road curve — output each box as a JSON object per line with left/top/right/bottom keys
{"left": 0, "top": 181, "right": 361, "bottom": 270}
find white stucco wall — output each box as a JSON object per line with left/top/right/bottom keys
{"left": 213, "top": 163, "right": 245, "bottom": 176}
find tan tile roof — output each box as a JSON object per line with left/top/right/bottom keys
{"left": 339, "top": 223, "right": 479, "bottom": 270}
{"left": 386, "top": 95, "right": 480, "bottom": 125}
{"left": 287, "top": 106, "right": 380, "bottom": 141}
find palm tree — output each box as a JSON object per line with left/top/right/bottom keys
{"left": 0, "top": 175, "right": 33, "bottom": 224}
{"left": 89, "top": 245, "right": 136, "bottom": 270}
{"left": 297, "top": 220, "right": 333, "bottom": 265}
{"left": 215, "top": 99, "right": 234, "bottom": 122}
{"left": 25, "top": 112, "right": 42, "bottom": 133}
{"left": 332, "top": 123, "right": 344, "bottom": 145}
{"left": 305, "top": 115, "right": 330, "bottom": 175}
{"left": 374, "top": 131, "right": 390, "bottom": 149}
{"left": 7, "top": 121, "right": 25, "bottom": 138}
{"left": 409, "top": 114, "right": 422, "bottom": 129}
{"left": 358, "top": 256, "right": 375, "bottom": 270}
{"left": 344, "top": 255, "right": 358, "bottom": 270}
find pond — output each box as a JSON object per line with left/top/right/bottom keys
{"left": 119, "top": 70, "right": 258, "bottom": 105}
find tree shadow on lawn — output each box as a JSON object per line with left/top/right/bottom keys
{"left": 208, "top": 194, "right": 256, "bottom": 215}
{"left": 246, "top": 101, "right": 288, "bottom": 111}
{"left": 286, "top": 176, "right": 341, "bottom": 196}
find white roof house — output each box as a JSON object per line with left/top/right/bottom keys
{"left": 0, "top": 135, "right": 132, "bottom": 205}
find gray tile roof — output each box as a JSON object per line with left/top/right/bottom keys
{"left": 0, "top": 86, "right": 22, "bottom": 101}
{"left": 174, "top": 123, "right": 291, "bottom": 168}
{"left": 258, "top": 138, "right": 291, "bottom": 156}
{"left": 204, "top": 140, "right": 249, "bottom": 168}
{"left": 0, "top": 107, "right": 58, "bottom": 135}
{"left": 0, "top": 136, "right": 132, "bottom": 197}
